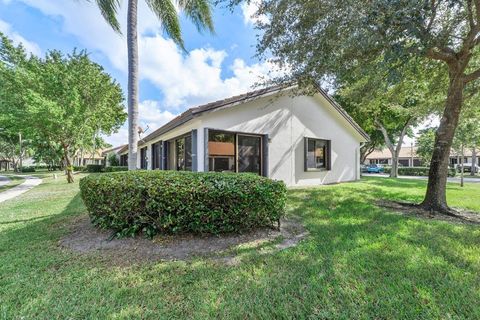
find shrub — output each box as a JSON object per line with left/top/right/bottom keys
{"left": 107, "top": 153, "right": 120, "bottom": 166}
{"left": 80, "top": 171, "right": 287, "bottom": 237}
{"left": 383, "top": 166, "right": 456, "bottom": 177}
{"left": 20, "top": 166, "right": 36, "bottom": 173}
{"left": 104, "top": 166, "right": 128, "bottom": 172}
{"left": 86, "top": 164, "right": 104, "bottom": 173}
{"left": 73, "top": 166, "right": 86, "bottom": 172}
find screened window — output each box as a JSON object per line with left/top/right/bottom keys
{"left": 305, "top": 138, "right": 330, "bottom": 171}
{"left": 238, "top": 135, "right": 261, "bottom": 174}
{"left": 140, "top": 147, "right": 148, "bottom": 169}
{"left": 175, "top": 135, "right": 192, "bottom": 171}
{"left": 208, "top": 131, "right": 235, "bottom": 172}
{"left": 120, "top": 154, "right": 128, "bottom": 166}
{"left": 151, "top": 142, "right": 162, "bottom": 170}
{"left": 208, "top": 130, "right": 262, "bottom": 175}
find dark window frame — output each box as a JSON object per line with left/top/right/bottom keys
{"left": 304, "top": 137, "right": 331, "bottom": 172}
{"left": 140, "top": 147, "right": 148, "bottom": 169}
{"left": 151, "top": 141, "right": 162, "bottom": 170}
{"left": 207, "top": 129, "right": 263, "bottom": 176}
{"left": 170, "top": 132, "right": 193, "bottom": 171}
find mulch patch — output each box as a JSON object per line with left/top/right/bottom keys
{"left": 59, "top": 215, "right": 308, "bottom": 266}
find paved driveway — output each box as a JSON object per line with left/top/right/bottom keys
{"left": 363, "top": 173, "right": 480, "bottom": 184}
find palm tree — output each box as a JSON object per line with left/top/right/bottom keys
{"left": 92, "top": 0, "right": 214, "bottom": 170}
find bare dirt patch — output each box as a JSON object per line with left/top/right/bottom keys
{"left": 377, "top": 200, "right": 480, "bottom": 225}
{"left": 59, "top": 215, "right": 308, "bottom": 265}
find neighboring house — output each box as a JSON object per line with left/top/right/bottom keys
{"left": 73, "top": 149, "right": 105, "bottom": 166}
{"left": 116, "top": 85, "right": 369, "bottom": 187}
{"left": 102, "top": 144, "right": 127, "bottom": 167}
{"left": 366, "top": 146, "right": 477, "bottom": 167}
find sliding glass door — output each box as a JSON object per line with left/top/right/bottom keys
{"left": 208, "top": 130, "right": 262, "bottom": 175}
{"left": 238, "top": 135, "right": 262, "bottom": 175}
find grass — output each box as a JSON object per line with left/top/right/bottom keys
{"left": 0, "top": 174, "right": 479, "bottom": 319}
{"left": 0, "top": 175, "right": 25, "bottom": 193}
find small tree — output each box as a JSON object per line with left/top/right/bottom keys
{"left": 108, "top": 153, "right": 120, "bottom": 166}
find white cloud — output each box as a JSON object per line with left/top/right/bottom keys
{"left": 0, "top": 19, "right": 41, "bottom": 55}
{"left": 241, "top": 1, "right": 269, "bottom": 25}
{"left": 14, "top": 0, "right": 282, "bottom": 145}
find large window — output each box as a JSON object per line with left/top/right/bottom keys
{"left": 175, "top": 135, "right": 192, "bottom": 171}
{"left": 238, "top": 135, "right": 262, "bottom": 175}
{"left": 151, "top": 141, "right": 162, "bottom": 170}
{"left": 120, "top": 154, "right": 128, "bottom": 166}
{"left": 208, "top": 130, "right": 262, "bottom": 175}
{"left": 304, "top": 138, "right": 330, "bottom": 171}
{"left": 208, "top": 131, "right": 235, "bottom": 172}
{"left": 140, "top": 147, "right": 148, "bottom": 169}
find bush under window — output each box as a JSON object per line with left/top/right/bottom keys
{"left": 79, "top": 171, "right": 287, "bottom": 237}
{"left": 104, "top": 166, "right": 128, "bottom": 172}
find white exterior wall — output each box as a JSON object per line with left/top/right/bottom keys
{"left": 136, "top": 92, "right": 365, "bottom": 187}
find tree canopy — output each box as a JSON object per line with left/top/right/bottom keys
{"left": 0, "top": 33, "right": 126, "bottom": 181}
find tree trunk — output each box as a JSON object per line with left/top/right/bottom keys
{"left": 127, "top": 0, "right": 139, "bottom": 170}
{"left": 376, "top": 118, "right": 411, "bottom": 178}
{"left": 461, "top": 145, "right": 465, "bottom": 187}
{"left": 471, "top": 145, "right": 477, "bottom": 176}
{"left": 391, "top": 150, "right": 400, "bottom": 178}
{"left": 62, "top": 145, "right": 74, "bottom": 183}
{"left": 421, "top": 76, "right": 464, "bottom": 212}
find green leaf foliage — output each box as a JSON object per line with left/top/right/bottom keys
{"left": 383, "top": 166, "right": 456, "bottom": 177}
{"left": 79, "top": 171, "right": 287, "bottom": 237}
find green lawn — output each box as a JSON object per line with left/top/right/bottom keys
{"left": 0, "top": 175, "right": 479, "bottom": 319}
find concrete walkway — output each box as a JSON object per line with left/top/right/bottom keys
{"left": 363, "top": 173, "right": 480, "bottom": 184}
{"left": 0, "top": 175, "right": 42, "bottom": 203}
{"left": 0, "top": 176, "right": 11, "bottom": 187}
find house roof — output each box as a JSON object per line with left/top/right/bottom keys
{"left": 101, "top": 144, "right": 127, "bottom": 156}
{"left": 139, "top": 84, "right": 370, "bottom": 145}
{"left": 112, "top": 84, "right": 370, "bottom": 154}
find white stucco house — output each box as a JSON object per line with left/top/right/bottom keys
{"left": 116, "top": 85, "right": 369, "bottom": 187}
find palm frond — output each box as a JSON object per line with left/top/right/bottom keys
{"left": 95, "top": 0, "right": 122, "bottom": 33}
{"left": 146, "top": 0, "right": 184, "bottom": 49}
{"left": 178, "top": 0, "right": 214, "bottom": 34}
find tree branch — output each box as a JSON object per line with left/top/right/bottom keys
{"left": 375, "top": 119, "right": 395, "bottom": 154}
{"left": 464, "top": 67, "right": 480, "bottom": 82}
{"left": 425, "top": 47, "right": 456, "bottom": 63}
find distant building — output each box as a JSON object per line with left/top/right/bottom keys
{"left": 365, "top": 146, "right": 477, "bottom": 167}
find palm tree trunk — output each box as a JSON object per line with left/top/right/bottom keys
{"left": 127, "top": 0, "right": 139, "bottom": 170}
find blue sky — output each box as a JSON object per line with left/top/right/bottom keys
{"left": 0, "top": 0, "right": 271, "bottom": 146}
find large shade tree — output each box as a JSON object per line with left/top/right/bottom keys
{"left": 231, "top": 0, "right": 480, "bottom": 213}
{"left": 337, "top": 58, "right": 446, "bottom": 177}
{"left": 0, "top": 34, "right": 127, "bottom": 182}
{"left": 90, "top": 0, "right": 214, "bottom": 170}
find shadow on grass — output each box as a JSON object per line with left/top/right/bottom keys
{"left": 0, "top": 180, "right": 479, "bottom": 318}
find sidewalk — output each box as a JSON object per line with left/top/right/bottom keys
{"left": 0, "top": 176, "right": 42, "bottom": 203}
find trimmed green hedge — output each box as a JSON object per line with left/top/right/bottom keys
{"left": 20, "top": 166, "right": 36, "bottom": 173}
{"left": 86, "top": 164, "right": 103, "bottom": 173}
{"left": 80, "top": 171, "right": 287, "bottom": 237}
{"left": 73, "top": 166, "right": 86, "bottom": 172}
{"left": 383, "top": 166, "right": 456, "bottom": 177}
{"left": 104, "top": 166, "right": 128, "bottom": 172}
